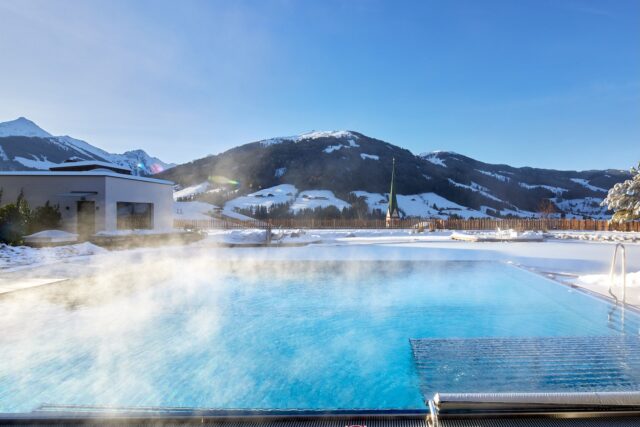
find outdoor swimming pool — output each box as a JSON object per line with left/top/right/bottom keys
{"left": 0, "top": 260, "right": 638, "bottom": 413}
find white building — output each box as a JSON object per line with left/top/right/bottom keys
{"left": 0, "top": 161, "right": 174, "bottom": 236}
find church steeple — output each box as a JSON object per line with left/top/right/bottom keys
{"left": 386, "top": 158, "right": 400, "bottom": 227}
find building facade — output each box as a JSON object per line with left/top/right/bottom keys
{"left": 0, "top": 162, "right": 174, "bottom": 236}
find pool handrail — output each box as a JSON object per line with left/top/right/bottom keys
{"left": 609, "top": 243, "right": 627, "bottom": 305}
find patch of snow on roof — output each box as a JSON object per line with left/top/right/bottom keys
{"left": 0, "top": 169, "right": 172, "bottom": 185}
{"left": 173, "top": 182, "right": 210, "bottom": 200}
{"left": 518, "top": 182, "right": 567, "bottom": 195}
{"left": 360, "top": 153, "right": 379, "bottom": 160}
{"left": 290, "top": 190, "right": 350, "bottom": 213}
{"left": 0, "top": 117, "right": 52, "bottom": 138}
{"left": 51, "top": 159, "right": 131, "bottom": 172}
{"left": 570, "top": 178, "right": 608, "bottom": 193}
{"left": 476, "top": 170, "right": 510, "bottom": 182}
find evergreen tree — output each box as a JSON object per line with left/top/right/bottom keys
{"left": 602, "top": 162, "right": 640, "bottom": 222}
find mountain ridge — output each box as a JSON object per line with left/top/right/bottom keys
{"left": 0, "top": 117, "right": 174, "bottom": 175}
{"left": 159, "top": 130, "right": 629, "bottom": 219}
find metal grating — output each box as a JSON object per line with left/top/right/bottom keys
{"left": 436, "top": 417, "right": 640, "bottom": 426}
{"left": 410, "top": 336, "right": 640, "bottom": 396}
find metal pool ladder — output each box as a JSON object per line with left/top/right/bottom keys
{"left": 609, "top": 243, "right": 627, "bottom": 305}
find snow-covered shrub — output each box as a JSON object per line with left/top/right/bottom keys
{"left": 602, "top": 163, "right": 640, "bottom": 222}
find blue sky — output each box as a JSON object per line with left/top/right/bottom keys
{"left": 0, "top": 0, "right": 638, "bottom": 170}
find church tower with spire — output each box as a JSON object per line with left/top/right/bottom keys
{"left": 386, "top": 158, "right": 400, "bottom": 227}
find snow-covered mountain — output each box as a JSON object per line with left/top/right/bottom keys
{"left": 160, "top": 130, "right": 631, "bottom": 219}
{"left": 0, "top": 117, "right": 174, "bottom": 175}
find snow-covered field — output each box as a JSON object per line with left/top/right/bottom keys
{"left": 2, "top": 229, "right": 639, "bottom": 305}
{"left": 215, "top": 183, "right": 608, "bottom": 219}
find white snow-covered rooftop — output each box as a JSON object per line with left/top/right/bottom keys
{"left": 0, "top": 170, "right": 173, "bottom": 185}
{"left": 50, "top": 160, "right": 132, "bottom": 173}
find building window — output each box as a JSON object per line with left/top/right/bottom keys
{"left": 116, "top": 202, "right": 154, "bottom": 230}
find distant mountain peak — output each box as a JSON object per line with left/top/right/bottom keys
{"left": 260, "top": 130, "right": 359, "bottom": 146}
{"left": 0, "top": 117, "right": 52, "bottom": 138}
{"left": 0, "top": 117, "right": 174, "bottom": 175}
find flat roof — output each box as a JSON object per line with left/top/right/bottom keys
{"left": 0, "top": 171, "right": 174, "bottom": 185}
{"left": 50, "top": 160, "right": 132, "bottom": 174}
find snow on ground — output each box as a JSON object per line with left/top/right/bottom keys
{"left": 323, "top": 144, "right": 343, "bottom": 153}
{"left": 290, "top": 190, "right": 350, "bottom": 212}
{"left": 94, "top": 229, "right": 176, "bottom": 237}
{"left": 261, "top": 131, "right": 359, "bottom": 146}
{"left": 518, "top": 182, "right": 567, "bottom": 195}
{"left": 351, "top": 191, "right": 388, "bottom": 213}
{"left": 204, "top": 229, "right": 322, "bottom": 245}
{"left": 571, "top": 178, "right": 608, "bottom": 193}
{"left": 476, "top": 170, "right": 511, "bottom": 182}
{"left": 274, "top": 167, "right": 287, "bottom": 178}
{"left": 220, "top": 208, "right": 256, "bottom": 222}
{"left": 173, "top": 182, "right": 210, "bottom": 200}
{"left": 224, "top": 184, "right": 298, "bottom": 212}
{"left": 174, "top": 201, "right": 218, "bottom": 220}
{"left": 24, "top": 230, "right": 78, "bottom": 244}
{"left": 351, "top": 190, "right": 488, "bottom": 218}
{"left": 550, "top": 231, "right": 640, "bottom": 243}
{"left": 0, "top": 117, "right": 52, "bottom": 138}
{"left": 13, "top": 155, "right": 57, "bottom": 170}
{"left": 0, "top": 242, "right": 106, "bottom": 270}
{"left": 448, "top": 179, "right": 504, "bottom": 202}
{"left": 360, "top": 153, "right": 379, "bottom": 160}
{"left": 421, "top": 153, "right": 446, "bottom": 167}
{"left": 224, "top": 185, "right": 350, "bottom": 214}
{"left": 576, "top": 271, "right": 640, "bottom": 289}
{"left": 551, "top": 197, "right": 608, "bottom": 219}
{"left": 499, "top": 208, "right": 538, "bottom": 218}
{"left": 398, "top": 193, "right": 489, "bottom": 218}
{"left": 452, "top": 230, "right": 543, "bottom": 242}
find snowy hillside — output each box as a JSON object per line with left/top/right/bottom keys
{"left": 0, "top": 117, "right": 174, "bottom": 175}
{"left": 161, "top": 130, "right": 629, "bottom": 219}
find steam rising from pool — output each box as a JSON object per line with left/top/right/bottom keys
{"left": 0, "top": 247, "right": 633, "bottom": 412}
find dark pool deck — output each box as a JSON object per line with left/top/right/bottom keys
{"left": 2, "top": 410, "right": 640, "bottom": 427}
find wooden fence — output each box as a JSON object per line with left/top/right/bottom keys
{"left": 174, "top": 218, "right": 640, "bottom": 232}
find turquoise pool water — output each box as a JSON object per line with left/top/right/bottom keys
{"left": 0, "top": 260, "right": 637, "bottom": 412}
